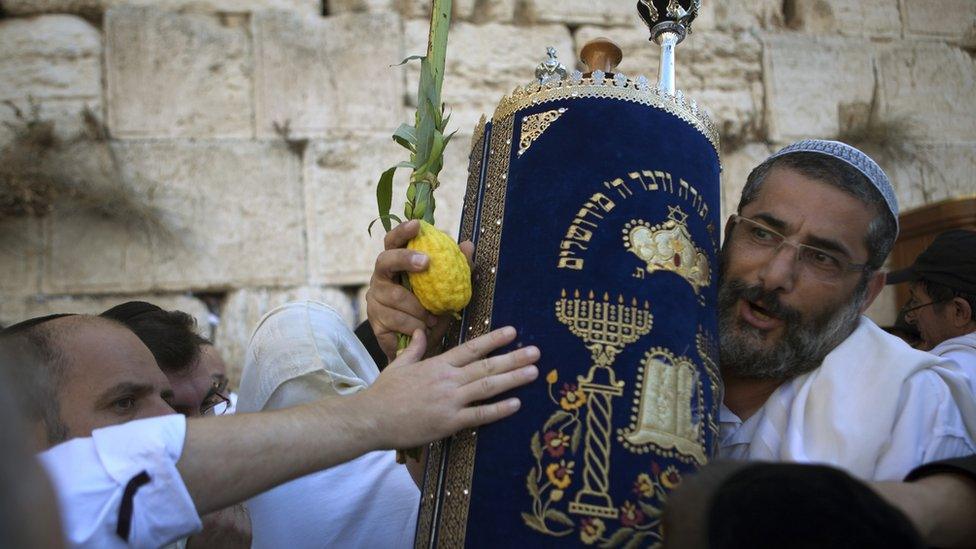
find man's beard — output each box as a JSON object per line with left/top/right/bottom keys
{"left": 718, "top": 277, "right": 868, "bottom": 380}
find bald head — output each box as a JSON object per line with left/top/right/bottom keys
{"left": 2, "top": 315, "right": 175, "bottom": 449}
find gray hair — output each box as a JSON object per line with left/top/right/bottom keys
{"left": 737, "top": 152, "right": 897, "bottom": 270}
{"left": 0, "top": 325, "right": 70, "bottom": 445}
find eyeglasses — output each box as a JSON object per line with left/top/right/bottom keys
{"left": 728, "top": 215, "right": 870, "bottom": 281}
{"left": 200, "top": 375, "right": 230, "bottom": 416}
{"left": 900, "top": 297, "right": 949, "bottom": 322}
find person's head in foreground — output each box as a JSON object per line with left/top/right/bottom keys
{"left": 0, "top": 314, "right": 175, "bottom": 449}
{"left": 101, "top": 301, "right": 229, "bottom": 417}
{"left": 719, "top": 139, "right": 898, "bottom": 381}
{"left": 888, "top": 229, "right": 976, "bottom": 350}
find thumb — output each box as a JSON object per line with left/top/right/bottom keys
{"left": 392, "top": 329, "right": 427, "bottom": 367}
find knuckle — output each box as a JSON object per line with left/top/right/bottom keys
{"left": 481, "top": 358, "right": 495, "bottom": 376}
{"left": 480, "top": 375, "right": 494, "bottom": 395}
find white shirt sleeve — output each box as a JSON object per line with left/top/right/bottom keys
{"left": 37, "top": 414, "right": 203, "bottom": 549}
{"left": 874, "top": 369, "right": 976, "bottom": 480}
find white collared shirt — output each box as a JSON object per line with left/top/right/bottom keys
{"left": 929, "top": 331, "right": 976, "bottom": 397}
{"left": 720, "top": 371, "right": 976, "bottom": 479}
{"left": 38, "top": 414, "right": 202, "bottom": 548}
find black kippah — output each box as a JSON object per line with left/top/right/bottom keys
{"left": 0, "top": 314, "right": 77, "bottom": 337}
{"left": 100, "top": 301, "right": 165, "bottom": 323}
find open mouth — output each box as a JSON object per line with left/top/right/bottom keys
{"left": 740, "top": 299, "right": 783, "bottom": 330}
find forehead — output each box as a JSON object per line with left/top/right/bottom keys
{"left": 199, "top": 345, "right": 227, "bottom": 376}
{"left": 57, "top": 319, "right": 167, "bottom": 389}
{"left": 743, "top": 166, "right": 875, "bottom": 252}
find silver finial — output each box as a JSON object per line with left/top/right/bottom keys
{"left": 535, "top": 46, "right": 568, "bottom": 84}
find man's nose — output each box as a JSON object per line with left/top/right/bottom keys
{"left": 757, "top": 243, "right": 798, "bottom": 293}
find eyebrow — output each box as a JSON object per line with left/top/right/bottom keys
{"left": 96, "top": 382, "right": 154, "bottom": 408}
{"left": 750, "top": 212, "right": 854, "bottom": 259}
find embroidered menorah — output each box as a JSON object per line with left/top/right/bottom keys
{"left": 555, "top": 290, "right": 653, "bottom": 519}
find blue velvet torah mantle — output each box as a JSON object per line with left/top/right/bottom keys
{"left": 415, "top": 79, "right": 723, "bottom": 548}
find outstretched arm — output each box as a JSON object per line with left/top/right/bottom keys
{"left": 178, "top": 327, "right": 537, "bottom": 514}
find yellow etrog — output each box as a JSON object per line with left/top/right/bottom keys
{"left": 407, "top": 221, "right": 472, "bottom": 317}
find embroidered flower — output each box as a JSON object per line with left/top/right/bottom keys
{"left": 619, "top": 501, "right": 645, "bottom": 527}
{"left": 550, "top": 489, "right": 564, "bottom": 502}
{"left": 545, "top": 460, "right": 574, "bottom": 489}
{"left": 633, "top": 472, "right": 654, "bottom": 498}
{"left": 659, "top": 465, "right": 682, "bottom": 490}
{"left": 579, "top": 517, "right": 605, "bottom": 545}
{"left": 543, "top": 430, "right": 571, "bottom": 458}
{"left": 559, "top": 383, "right": 586, "bottom": 410}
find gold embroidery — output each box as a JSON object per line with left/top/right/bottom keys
{"left": 492, "top": 77, "right": 720, "bottom": 153}
{"left": 518, "top": 108, "right": 567, "bottom": 157}
{"left": 619, "top": 348, "right": 707, "bottom": 464}
{"left": 623, "top": 205, "right": 709, "bottom": 296}
{"left": 556, "top": 290, "right": 653, "bottom": 519}
{"left": 697, "top": 329, "right": 722, "bottom": 445}
{"left": 430, "top": 114, "right": 516, "bottom": 548}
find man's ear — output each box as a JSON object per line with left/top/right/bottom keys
{"left": 723, "top": 215, "right": 736, "bottom": 243}
{"left": 859, "top": 271, "right": 887, "bottom": 314}
{"left": 950, "top": 297, "right": 973, "bottom": 328}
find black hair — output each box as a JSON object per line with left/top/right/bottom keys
{"left": 101, "top": 302, "right": 208, "bottom": 375}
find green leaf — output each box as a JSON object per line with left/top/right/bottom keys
{"left": 544, "top": 509, "right": 574, "bottom": 528}
{"left": 521, "top": 512, "right": 547, "bottom": 534}
{"left": 601, "top": 527, "right": 635, "bottom": 548}
{"left": 526, "top": 469, "right": 540, "bottom": 500}
{"left": 638, "top": 501, "right": 661, "bottom": 518}
{"left": 368, "top": 214, "right": 403, "bottom": 236}
{"left": 392, "top": 123, "right": 417, "bottom": 152}
{"left": 570, "top": 422, "right": 582, "bottom": 454}
{"left": 623, "top": 532, "right": 653, "bottom": 549}
{"left": 543, "top": 411, "right": 571, "bottom": 432}
{"left": 392, "top": 54, "right": 425, "bottom": 67}
{"left": 530, "top": 432, "right": 542, "bottom": 460}
{"left": 375, "top": 166, "right": 396, "bottom": 233}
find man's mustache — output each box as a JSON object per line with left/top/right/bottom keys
{"left": 722, "top": 279, "right": 802, "bottom": 325}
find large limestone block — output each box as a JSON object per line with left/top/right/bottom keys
{"left": 305, "top": 133, "right": 469, "bottom": 286}
{"left": 719, "top": 143, "right": 775, "bottom": 229}
{"left": 105, "top": 7, "right": 253, "bottom": 138}
{"left": 695, "top": 0, "right": 784, "bottom": 30}
{"left": 574, "top": 26, "right": 764, "bottom": 145}
{"left": 335, "top": 0, "right": 515, "bottom": 22}
{"left": 883, "top": 142, "right": 976, "bottom": 210}
{"left": 253, "top": 11, "right": 405, "bottom": 138}
{"left": 0, "top": 15, "right": 102, "bottom": 148}
{"left": 214, "top": 286, "right": 357, "bottom": 385}
{"left": 0, "top": 293, "right": 211, "bottom": 337}
{"left": 44, "top": 141, "right": 306, "bottom": 293}
{"left": 0, "top": 218, "right": 43, "bottom": 297}
{"left": 762, "top": 34, "right": 876, "bottom": 142}
{"left": 902, "top": 0, "right": 976, "bottom": 45}
{"left": 876, "top": 43, "right": 976, "bottom": 142}
{"left": 404, "top": 21, "right": 574, "bottom": 133}
{"left": 521, "top": 0, "right": 634, "bottom": 26}
{"left": 785, "top": 0, "right": 901, "bottom": 37}
{"left": 2, "top": 0, "right": 319, "bottom": 16}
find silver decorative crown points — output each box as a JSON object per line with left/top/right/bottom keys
{"left": 535, "top": 46, "right": 568, "bottom": 84}
{"left": 592, "top": 69, "right": 606, "bottom": 85}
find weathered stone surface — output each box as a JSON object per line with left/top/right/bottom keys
{"left": 695, "top": 0, "right": 784, "bottom": 30}
{"left": 882, "top": 142, "right": 976, "bottom": 211}
{"left": 785, "top": 0, "right": 900, "bottom": 37}
{"left": 876, "top": 43, "right": 976, "bottom": 142}
{"left": 719, "top": 143, "right": 776, "bottom": 228}
{"left": 0, "top": 293, "right": 211, "bottom": 336}
{"left": 0, "top": 15, "right": 102, "bottom": 148}
{"left": 405, "top": 21, "right": 573, "bottom": 133}
{"left": 762, "top": 34, "right": 876, "bottom": 142}
{"left": 214, "top": 286, "right": 356, "bottom": 385}
{"left": 575, "top": 26, "right": 764, "bottom": 145}
{"left": 305, "top": 133, "right": 469, "bottom": 286}
{"left": 335, "top": 0, "right": 514, "bottom": 21}
{"left": 44, "top": 141, "right": 305, "bottom": 293}
{"left": 902, "top": 0, "right": 976, "bottom": 45}
{"left": 1, "top": 0, "right": 319, "bottom": 16}
{"left": 105, "top": 7, "right": 253, "bottom": 138}
{"left": 521, "top": 0, "right": 634, "bottom": 26}
{"left": 253, "top": 11, "right": 404, "bottom": 138}
{"left": 0, "top": 218, "right": 43, "bottom": 297}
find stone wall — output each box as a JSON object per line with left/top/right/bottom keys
{"left": 1, "top": 0, "right": 973, "bottom": 384}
